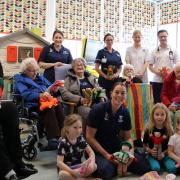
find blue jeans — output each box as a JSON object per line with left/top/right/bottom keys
{"left": 148, "top": 155, "right": 176, "bottom": 173}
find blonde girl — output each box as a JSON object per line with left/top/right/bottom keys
{"left": 57, "top": 114, "right": 99, "bottom": 180}
{"left": 168, "top": 117, "right": 180, "bottom": 173}
{"left": 143, "top": 103, "right": 175, "bottom": 173}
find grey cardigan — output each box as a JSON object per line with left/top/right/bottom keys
{"left": 61, "top": 69, "right": 103, "bottom": 103}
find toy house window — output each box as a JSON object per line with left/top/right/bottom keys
{"left": 18, "top": 47, "right": 33, "bottom": 62}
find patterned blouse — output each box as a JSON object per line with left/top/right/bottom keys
{"left": 57, "top": 135, "right": 88, "bottom": 166}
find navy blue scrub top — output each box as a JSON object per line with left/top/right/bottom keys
{"left": 95, "top": 48, "right": 122, "bottom": 90}
{"left": 39, "top": 44, "right": 73, "bottom": 83}
{"left": 87, "top": 101, "right": 131, "bottom": 154}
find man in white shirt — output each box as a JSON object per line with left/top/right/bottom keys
{"left": 148, "top": 30, "right": 180, "bottom": 103}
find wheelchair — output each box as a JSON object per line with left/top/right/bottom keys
{"left": 9, "top": 76, "right": 59, "bottom": 161}
{"left": 12, "top": 93, "right": 49, "bottom": 161}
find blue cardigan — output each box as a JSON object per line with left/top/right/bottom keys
{"left": 14, "top": 73, "right": 51, "bottom": 108}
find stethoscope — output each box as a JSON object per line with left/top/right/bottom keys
{"left": 157, "top": 47, "right": 174, "bottom": 60}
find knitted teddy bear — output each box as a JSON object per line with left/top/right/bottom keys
{"left": 82, "top": 87, "right": 106, "bottom": 107}
{"left": 104, "top": 65, "right": 115, "bottom": 76}
{"left": 113, "top": 141, "right": 134, "bottom": 164}
{"left": 150, "top": 131, "right": 167, "bottom": 158}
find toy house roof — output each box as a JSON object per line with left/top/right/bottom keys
{"left": 0, "top": 28, "right": 50, "bottom": 45}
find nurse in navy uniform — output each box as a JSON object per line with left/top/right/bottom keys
{"left": 39, "top": 30, "right": 73, "bottom": 83}
{"left": 95, "top": 33, "right": 122, "bottom": 98}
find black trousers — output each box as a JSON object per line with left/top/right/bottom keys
{"left": 150, "top": 82, "right": 163, "bottom": 104}
{"left": 0, "top": 101, "right": 23, "bottom": 177}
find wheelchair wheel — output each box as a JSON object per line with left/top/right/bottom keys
{"left": 22, "top": 144, "right": 37, "bottom": 161}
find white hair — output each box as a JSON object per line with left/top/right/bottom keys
{"left": 71, "top": 58, "right": 86, "bottom": 70}
{"left": 122, "top": 64, "right": 135, "bottom": 76}
{"left": 20, "top": 58, "right": 39, "bottom": 73}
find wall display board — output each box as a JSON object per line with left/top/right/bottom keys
{"left": 123, "top": 0, "right": 155, "bottom": 43}
{"left": 104, "top": 0, "right": 121, "bottom": 42}
{"left": 160, "top": 0, "right": 180, "bottom": 25}
{"left": 0, "top": 0, "right": 46, "bottom": 36}
{"left": 56, "top": 0, "right": 101, "bottom": 40}
{"left": 56, "top": 0, "right": 156, "bottom": 44}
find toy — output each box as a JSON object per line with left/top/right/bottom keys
{"left": 104, "top": 65, "right": 115, "bottom": 76}
{"left": 39, "top": 95, "right": 58, "bottom": 111}
{"left": 140, "top": 171, "right": 164, "bottom": 180}
{"left": 82, "top": 87, "right": 106, "bottom": 107}
{"left": 0, "top": 77, "right": 4, "bottom": 97}
{"left": 175, "top": 162, "right": 180, "bottom": 168}
{"left": 82, "top": 88, "right": 94, "bottom": 107}
{"left": 48, "top": 80, "right": 64, "bottom": 94}
{"left": 71, "top": 159, "right": 92, "bottom": 177}
{"left": 113, "top": 141, "right": 134, "bottom": 164}
{"left": 150, "top": 131, "right": 167, "bottom": 158}
{"left": 160, "top": 67, "right": 168, "bottom": 79}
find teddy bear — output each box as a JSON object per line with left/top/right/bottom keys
{"left": 112, "top": 141, "right": 134, "bottom": 165}
{"left": 104, "top": 65, "right": 115, "bottom": 77}
{"left": 82, "top": 87, "right": 106, "bottom": 107}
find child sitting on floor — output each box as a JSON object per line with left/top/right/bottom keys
{"left": 168, "top": 117, "right": 180, "bottom": 173}
{"left": 143, "top": 103, "right": 175, "bottom": 173}
{"left": 57, "top": 114, "right": 100, "bottom": 180}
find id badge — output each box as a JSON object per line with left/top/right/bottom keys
{"left": 101, "top": 57, "right": 107, "bottom": 63}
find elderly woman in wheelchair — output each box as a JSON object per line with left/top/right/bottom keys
{"left": 61, "top": 57, "right": 107, "bottom": 131}
{"left": 14, "top": 58, "right": 64, "bottom": 151}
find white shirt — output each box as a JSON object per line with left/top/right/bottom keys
{"left": 125, "top": 46, "right": 149, "bottom": 82}
{"left": 168, "top": 133, "right": 180, "bottom": 157}
{"left": 147, "top": 46, "right": 180, "bottom": 82}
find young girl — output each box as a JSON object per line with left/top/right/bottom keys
{"left": 168, "top": 117, "right": 180, "bottom": 173}
{"left": 143, "top": 103, "right": 175, "bottom": 173}
{"left": 57, "top": 114, "right": 99, "bottom": 180}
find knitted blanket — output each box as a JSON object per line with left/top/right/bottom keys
{"left": 127, "top": 83, "right": 153, "bottom": 139}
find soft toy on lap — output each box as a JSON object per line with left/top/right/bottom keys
{"left": 113, "top": 141, "right": 134, "bottom": 164}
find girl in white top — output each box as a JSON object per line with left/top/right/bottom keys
{"left": 125, "top": 30, "right": 149, "bottom": 82}
{"left": 168, "top": 117, "right": 180, "bottom": 172}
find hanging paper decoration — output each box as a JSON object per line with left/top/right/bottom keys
{"left": 0, "top": 0, "right": 46, "bottom": 36}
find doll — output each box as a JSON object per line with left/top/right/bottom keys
{"left": 113, "top": 141, "right": 134, "bottom": 164}
{"left": 150, "top": 131, "right": 167, "bottom": 158}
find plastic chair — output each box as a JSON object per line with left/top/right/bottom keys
{"left": 54, "top": 64, "right": 71, "bottom": 81}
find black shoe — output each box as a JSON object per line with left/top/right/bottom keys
{"left": 15, "top": 166, "right": 38, "bottom": 179}
{"left": 9, "top": 174, "right": 19, "bottom": 180}
{"left": 22, "top": 162, "right": 34, "bottom": 169}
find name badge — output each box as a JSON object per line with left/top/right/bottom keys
{"left": 63, "top": 51, "right": 69, "bottom": 55}
{"left": 101, "top": 57, "right": 107, "bottom": 63}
